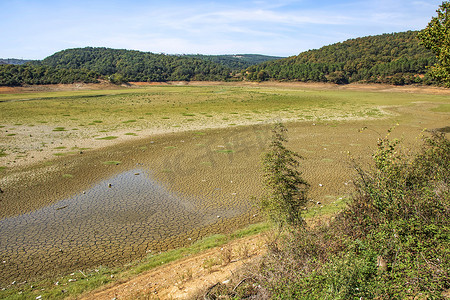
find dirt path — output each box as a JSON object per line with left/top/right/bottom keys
{"left": 79, "top": 233, "right": 266, "bottom": 300}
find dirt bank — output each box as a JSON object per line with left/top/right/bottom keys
{"left": 79, "top": 233, "right": 266, "bottom": 300}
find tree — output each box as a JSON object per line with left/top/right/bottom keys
{"left": 261, "top": 122, "right": 309, "bottom": 228}
{"left": 256, "top": 70, "right": 269, "bottom": 81}
{"left": 418, "top": 1, "right": 450, "bottom": 86}
{"left": 326, "top": 71, "right": 348, "bottom": 84}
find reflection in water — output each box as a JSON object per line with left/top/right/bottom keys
{"left": 0, "top": 169, "right": 246, "bottom": 283}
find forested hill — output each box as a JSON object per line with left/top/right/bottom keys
{"left": 184, "top": 54, "right": 284, "bottom": 71}
{"left": 0, "top": 31, "right": 441, "bottom": 86}
{"left": 33, "top": 47, "right": 231, "bottom": 82}
{"left": 245, "top": 31, "right": 437, "bottom": 85}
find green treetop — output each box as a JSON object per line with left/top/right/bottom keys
{"left": 418, "top": 1, "right": 450, "bottom": 86}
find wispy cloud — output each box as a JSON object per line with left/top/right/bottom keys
{"left": 0, "top": 0, "right": 443, "bottom": 59}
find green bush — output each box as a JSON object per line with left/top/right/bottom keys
{"left": 239, "top": 131, "right": 449, "bottom": 299}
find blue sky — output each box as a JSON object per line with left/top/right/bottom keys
{"left": 0, "top": 0, "right": 443, "bottom": 59}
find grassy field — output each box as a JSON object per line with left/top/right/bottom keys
{"left": 1, "top": 84, "right": 448, "bottom": 168}
{"left": 0, "top": 83, "right": 449, "bottom": 298}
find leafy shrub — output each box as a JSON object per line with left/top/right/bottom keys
{"left": 229, "top": 130, "right": 449, "bottom": 299}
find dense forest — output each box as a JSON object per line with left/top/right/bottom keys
{"left": 0, "top": 52, "right": 281, "bottom": 86}
{"left": 0, "top": 31, "right": 441, "bottom": 86}
{"left": 245, "top": 31, "right": 437, "bottom": 85}
{"left": 32, "top": 47, "right": 232, "bottom": 82}
{"left": 184, "top": 54, "right": 283, "bottom": 71}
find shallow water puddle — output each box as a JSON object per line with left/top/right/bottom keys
{"left": 0, "top": 169, "right": 243, "bottom": 283}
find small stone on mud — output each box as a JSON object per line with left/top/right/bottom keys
{"left": 318, "top": 184, "right": 323, "bottom": 187}
{"left": 108, "top": 183, "right": 112, "bottom": 188}
{"left": 317, "top": 201, "right": 321, "bottom": 205}
{"left": 134, "top": 173, "right": 140, "bottom": 175}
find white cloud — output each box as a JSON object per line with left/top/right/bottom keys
{"left": 0, "top": 0, "right": 444, "bottom": 58}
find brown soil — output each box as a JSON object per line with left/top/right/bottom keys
{"left": 79, "top": 233, "right": 266, "bottom": 300}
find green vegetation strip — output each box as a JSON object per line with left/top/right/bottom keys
{"left": 431, "top": 103, "right": 450, "bottom": 112}
{"left": 216, "top": 149, "right": 234, "bottom": 153}
{"left": 96, "top": 136, "right": 118, "bottom": 140}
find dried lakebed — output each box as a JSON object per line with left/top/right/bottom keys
{"left": 0, "top": 126, "right": 267, "bottom": 285}
{"left": 1, "top": 100, "right": 448, "bottom": 286}
{"left": 0, "top": 169, "right": 254, "bottom": 285}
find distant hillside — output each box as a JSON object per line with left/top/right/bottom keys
{"left": 245, "top": 31, "right": 437, "bottom": 85}
{"left": 34, "top": 47, "right": 231, "bottom": 82}
{"left": 184, "top": 54, "right": 284, "bottom": 71}
{"left": 0, "top": 58, "right": 32, "bottom": 65}
{"left": 1, "top": 31, "right": 440, "bottom": 87}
